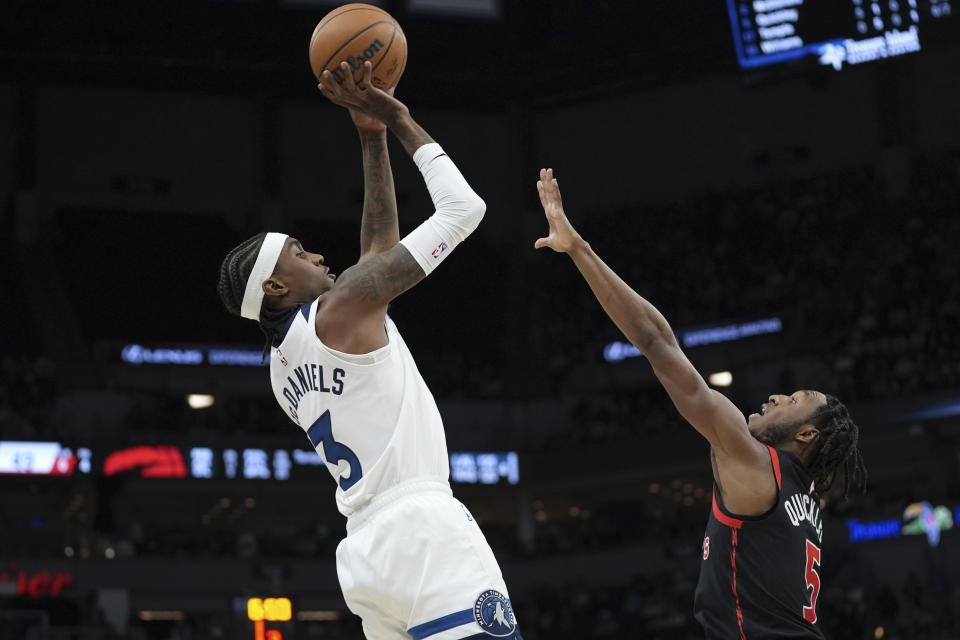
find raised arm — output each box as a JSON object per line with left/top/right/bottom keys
{"left": 313, "top": 62, "right": 484, "bottom": 354}
{"left": 356, "top": 128, "right": 399, "bottom": 259}
{"left": 350, "top": 83, "right": 431, "bottom": 260}
{"left": 534, "top": 169, "right": 776, "bottom": 514}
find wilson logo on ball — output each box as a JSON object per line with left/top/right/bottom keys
{"left": 308, "top": 3, "right": 407, "bottom": 90}
{"left": 330, "top": 39, "right": 385, "bottom": 83}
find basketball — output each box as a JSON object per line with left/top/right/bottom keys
{"left": 309, "top": 3, "right": 408, "bottom": 90}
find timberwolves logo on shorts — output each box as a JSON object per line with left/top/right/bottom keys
{"left": 473, "top": 590, "right": 517, "bottom": 638}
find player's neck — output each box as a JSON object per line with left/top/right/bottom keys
{"left": 776, "top": 440, "right": 815, "bottom": 465}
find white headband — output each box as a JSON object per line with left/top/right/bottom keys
{"left": 241, "top": 232, "right": 289, "bottom": 321}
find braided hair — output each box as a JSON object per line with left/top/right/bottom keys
{"left": 217, "top": 233, "right": 296, "bottom": 358}
{"left": 801, "top": 394, "right": 867, "bottom": 502}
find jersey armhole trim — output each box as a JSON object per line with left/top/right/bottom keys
{"left": 712, "top": 445, "right": 782, "bottom": 524}
{"left": 766, "top": 444, "right": 783, "bottom": 491}
{"left": 712, "top": 487, "right": 743, "bottom": 529}
{"left": 310, "top": 307, "right": 394, "bottom": 366}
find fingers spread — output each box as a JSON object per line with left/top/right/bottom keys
{"left": 340, "top": 61, "right": 358, "bottom": 92}
{"left": 319, "top": 70, "right": 342, "bottom": 97}
{"left": 361, "top": 61, "right": 374, "bottom": 90}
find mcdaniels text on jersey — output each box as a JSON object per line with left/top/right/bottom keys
{"left": 279, "top": 363, "right": 346, "bottom": 424}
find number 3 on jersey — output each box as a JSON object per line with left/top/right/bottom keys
{"left": 307, "top": 410, "right": 362, "bottom": 491}
{"left": 803, "top": 539, "right": 821, "bottom": 623}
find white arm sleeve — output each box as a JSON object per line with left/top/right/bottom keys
{"left": 399, "top": 143, "right": 486, "bottom": 275}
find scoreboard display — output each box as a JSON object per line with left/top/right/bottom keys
{"left": 728, "top": 0, "right": 954, "bottom": 70}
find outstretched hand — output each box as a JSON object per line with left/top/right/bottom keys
{"left": 535, "top": 168, "right": 581, "bottom": 253}
{"left": 318, "top": 61, "right": 404, "bottom": 133}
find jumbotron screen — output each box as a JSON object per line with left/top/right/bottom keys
{"left": 728, "top": 0, "right": 954, "bottom": 71}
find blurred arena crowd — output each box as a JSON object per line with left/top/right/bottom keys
{"left": 1, "top": 151, "right": 958, "bottom": 638}
{"left": 3, "top": 153, "right": 959, "bottom": 441}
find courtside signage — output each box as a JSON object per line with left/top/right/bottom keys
{"left": 604, "top": 316, "right": 783, "bottom": 363}
{"left": 0, "top": 441, "right": 518, "bottom": 485}
{"left": 847, "top": 501, "right": 957, "bottom": 547}
{"left": 120, "top": 344, "right": 267, "bottom": 367}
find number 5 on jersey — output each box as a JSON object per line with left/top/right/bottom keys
{"left": 803, "top": 539, "right": 821, "bottom": 623}
{"left": 307, "top": 410, "right": 363, "bottom": 491}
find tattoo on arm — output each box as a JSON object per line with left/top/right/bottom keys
{"left": 336, "top": 244, "right": 425, "bottom": 305}
{"left": 359, "top": 134, "right": 400, "bottom": 256}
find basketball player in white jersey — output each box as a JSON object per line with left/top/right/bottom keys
{"left": 217, "top": 62, "right": 522, "bottom": 640}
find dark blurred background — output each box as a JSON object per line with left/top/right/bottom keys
{"left": 1, "top": 0, "right": 959, "bottom": 638}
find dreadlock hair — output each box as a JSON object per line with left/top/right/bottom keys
{"left": 217, "top": 233, "right": 296, "bottom": 359}
{"left": 800, "top": 393, "right": 868, "bottom": 502}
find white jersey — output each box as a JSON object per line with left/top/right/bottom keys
{"left": 269, "top": 301, "right": 450, "bottom": 518}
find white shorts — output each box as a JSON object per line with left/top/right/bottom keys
{"left": 336, "top": 480, "right": 522, "bottom": 640}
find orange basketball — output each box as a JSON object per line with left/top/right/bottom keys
{"left": 309, "top": 3, "right": 407, "bottom": 90}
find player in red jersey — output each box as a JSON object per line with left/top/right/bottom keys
{"left": 533, "top": 168, "right": 866, "bottom": 638}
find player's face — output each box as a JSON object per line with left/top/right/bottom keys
{"left": 272, "top": 237, "right": 337, "bottom": 300}
{"left": 747, "top": 390, "right": 827, "bottom": 445}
